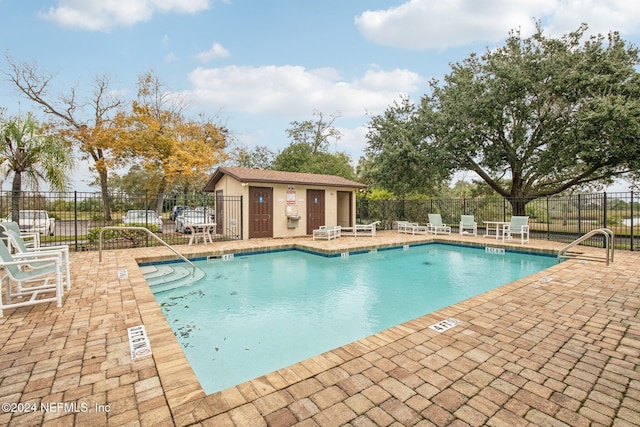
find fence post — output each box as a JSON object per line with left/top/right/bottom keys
{"left": 631, "top": 191, "right": 635, "bottom": 251}
{"left": 145, "top": 190, "right": 149, "bottom": 247}
{"left": 578, "top": 194, "right": 582, "bottom": 236}
{"left": 74, "top": 191, "right": 78, "bottom": 252}
{"left": 503, "top": 198, "right": 507, "bottom": 222}
{"left": 603, "top": 192, "right": 607, "bottom": 229}
{"left": 546, "top": 196, "right": 550, "bottom": 241}
{"left": 239, "top": 195, "right": 244, "bottom": 240}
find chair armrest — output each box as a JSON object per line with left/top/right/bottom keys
{"left": 1, "top": 255, "right": 61, "bottom": 267}
{"left": 26, "top": 244, "right": 69, "bottom": 253}
{"left": 9, "top": 251, "right": 63, "bottom": 261}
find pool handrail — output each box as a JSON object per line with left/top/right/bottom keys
{"left": 557, "top": 228, "right": 614, "bottom": 266}
{"left": 98, "top": 226, "right": 196, "bottom": 276}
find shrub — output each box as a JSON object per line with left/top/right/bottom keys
{"left": 87, "top": 223, "right": 159, "bottom": 245}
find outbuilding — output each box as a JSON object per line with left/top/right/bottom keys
{"left": 203, "top": 166, "right": 367, "bottom": 239}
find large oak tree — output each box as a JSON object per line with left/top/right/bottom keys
{"left": 365, "top": 24, "right": 640, "bottom": 214}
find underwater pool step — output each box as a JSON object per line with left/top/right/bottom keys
{"left": 142, "top": 265, "right": 206, "bottom": 293}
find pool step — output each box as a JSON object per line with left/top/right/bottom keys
{"left": 141, "top": 264, "right": 206, "bottom": 293}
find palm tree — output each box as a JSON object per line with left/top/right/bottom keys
{"left": 0, "top": 111, "right": 75, "bottom": 226}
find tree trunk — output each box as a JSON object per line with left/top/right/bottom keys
{"left": 11, "top": 173, "right": 21, "bottom": 226}
{"left": 98, "top": 169, "right": 112, "bottom": 221}
{"left": 508, "top": 198, "right": 529, "bottom": 216}
{"left": 154, "top": 177, "right": 167, "bottom": 217}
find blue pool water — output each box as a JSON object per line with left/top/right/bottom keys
{"left": 152, "top": 243, "right": 555, "bottom": 394}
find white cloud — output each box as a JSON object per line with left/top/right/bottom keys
{"left": 39, "top": 0, "right": 211, "bottom": 31}
{"left": 196, "top": 42, "right": 231, "bottom": 63}
{"left": 355, "top": 0, "right": 640, "bottom": 50}
{"left": 184, "top": 65, "right": 423, "bottom": 118}
{"left": 335, "top": 125, "right": 370, "bottom": 160}
{"left": 164, "top": 52, "right": 179, "bottom": 62}
{"left": 542, "top": 0, "right": 640, "bottom": 38}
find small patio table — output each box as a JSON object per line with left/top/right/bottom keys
{"left": 186, "top": 223, "right": 216, "bottom": 245}
{"left": 483, "top": 221, "right": 511, "bottom": 239}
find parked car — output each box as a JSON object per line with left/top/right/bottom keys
{"left": 122, "top": 210, "right": 163, "bottom": 233}
{"left": 170, "top": 205, "right": 190, "bottom": 221}
{"left": 5, "top": 210, "right": 56, "bottom": 236}
{"left": 193, "top": 206, "right": 215, "bottom": 222}
{"left": 175, "top": 209, "right": 213, "bottom": 233}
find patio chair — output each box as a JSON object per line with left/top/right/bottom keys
{"left": 341, "top": 221, "right": 380, "bottom": 237}
{"left": 313, "top": 225, "right": 341, "bottom": 240}
{"left": 427, "top": 214, "right": 451, "bottom": 235}
{"left": 0, "top": 238, "right": 63, "bottom": 317}
{"left": 0, "top": 225, "right": 71, "bottom": 291}
{"left": 0, "top": 221, "right": 40, "bottom": 249}
{"left": 459, "top": 215, "right": 477, "bottom": 236}
{"left": 502, "top": 216, "right": 530, "bottom": 244}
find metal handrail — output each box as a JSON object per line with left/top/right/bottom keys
{"left": 558, "top": 228, "right": 615, "bottom": 266}
{"left": 98, "top": 226, "right": 196, "bottom": 275}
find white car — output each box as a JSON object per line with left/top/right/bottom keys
{"left": 5, "top": 210, "right": 56, "bottom": 236}
{"left": 122, "top": 210, "right": 163, "bottom": 233}
{"left": 175, "top": 210, "right": 213, "bottom": 233}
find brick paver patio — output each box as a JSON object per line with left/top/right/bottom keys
{"left": 1, "top": 231, "right": 639, "bottom": 426}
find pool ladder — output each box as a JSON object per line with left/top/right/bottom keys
{"left": 557, "top": 228, "right": 614, "bottom": 266}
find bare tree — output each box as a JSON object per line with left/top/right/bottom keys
{"left": 3, "top": 54, "right": 124, "bottom": 220}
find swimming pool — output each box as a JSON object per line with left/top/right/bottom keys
{"left": 151, "top": 243, "right": 555, "bottom": 394}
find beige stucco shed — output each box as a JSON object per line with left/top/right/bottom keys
{"left": 203, "top": 166, "right": 367, "bottom": 240}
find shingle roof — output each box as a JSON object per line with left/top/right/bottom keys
{"left": 203, "top": 166, "right": 367, "bottom": 191}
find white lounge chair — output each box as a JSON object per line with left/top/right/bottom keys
{"left": 459, "top": 215, "right": 477, "bottom": 236}
{"left": 313, "top": 225, "right": 341, "bottom": 240}
{"left": 0, "top": 238, "right": 63, "bottom": 317}
{"left": 341, "top": 221, "right": 380, "bottom": 237}
{"left": 0, "top": 224, "right": 71, "bottom": 291}
{"left": 427, "top": 214, "right": 451, "bottom": 235}
{"left": 396, "top": 221, "right": 427, "bottom": 235}
{"left": 502, "top": 216, "right": 530, "bottom": 244}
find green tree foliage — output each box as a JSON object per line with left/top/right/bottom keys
{"left": 363, "top": 97, "right": 449, "bottom": 196}
{"left": 365, "top": 24, "right": 640, "bottom": 214}
{"left": 274, "top": 111, "right": 356, "bottom": 179}
{"left": 228, "top": 143, "right": 276, "bottom": 169}
{"left": 0, "top": 111, "right": 75, "bottom": 224}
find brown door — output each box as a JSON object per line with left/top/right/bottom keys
{"left": 249, "top": 186, "right": 273, "bottom": 238}
{"left": 215, "top": 190, "right": 224, "bottom": 235}
{"left": 306, "top": 189, "right": 325, "bottom": 234}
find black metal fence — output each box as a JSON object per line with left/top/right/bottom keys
{"left": 358, "top": 192, "right": 638, "bottom": 250}
{"left": 2, "top": 190, "right": 638, "bottom": 251}
{"left": 0, "top": 191, "right": 243, "bottom": 252}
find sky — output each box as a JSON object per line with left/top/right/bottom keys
{"left": 1, "top": 0, "right": 639, "bottom": 192}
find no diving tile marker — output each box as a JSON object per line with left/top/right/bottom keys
{"left": 128, "top": 325, "right": 152, "bottom": 360}
{"left": 485, "top": 247, "right": 505, "bottom": 254}
{"left": 118, "top": 269, "right": 128, "bottom": 279}
{"left": 429, "top": 318, "right": 462, "bottom": 333}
